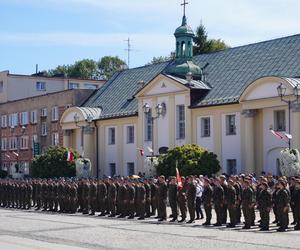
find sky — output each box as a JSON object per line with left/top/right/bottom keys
{"left": 0, "top": 0, "right": 300, "bottom": 75}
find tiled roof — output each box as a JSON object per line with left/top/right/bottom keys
{"left": 164, "top": 74, "right": 211, "bottom": 90}
{"left": 83, "top": 34, "right": 300, "bottom": 118}
{"left": 83, "top": 62, "right": 169, "bottom": 119}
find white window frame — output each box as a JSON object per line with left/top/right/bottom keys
{"left": 226, "top": 114, "right": 236, "bottom": 135}
{"left": 1, "top": 138, "right": 7, "bottom": 151}
{"left": 201, "top": 117, "right": 211, "bottom": 137}
{"left": 51, "top": 132, "right": 59, "bottom": 145}
{"left": 9, "top": 137, "right": 18, "bottom": 150}
{"left": 36, "top": 81, "right": 46, "bottom": 91}
{"left": 274, "top": 110, "right": 286, "bottom": 132}
{"left": 20, "top": 136, "right": 29, "bottom": 149}
{"left": 1, "top": 115, "right": 7, "bottom": 128}
{"left": 176, "top": 105, "right": 185, "bottom": 139}
{"left": 30, "top": 110, "right": 38, "bottom": 124}
{"left": 20, "top": 112, "right": 29, "bottom": 125}
{"left": 41, "top": 123, "right": 47, "bottom": 136}
{"left": 126, "top": 125, "right": 134, "bottom": 144}
{"left": 68, "top": 82, "right": 79, "bottom": 89}
{"left": 51, "top": 106, "right": 59, "bottom": 121}
{"left": 108, "top": 127, "right": 116, "bottom": 145}
{"left": 41, "top": 108, "right": 47, "bottom": 117}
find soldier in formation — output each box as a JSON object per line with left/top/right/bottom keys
{"left": 0, "top": 174, "right": 299, "bottom": 232}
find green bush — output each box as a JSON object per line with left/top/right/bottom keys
{"left": 31, "top": 146, "right": 79, "bottom": 178}
{"left": 156, "top": 144, "right": 220, "bottom": 177}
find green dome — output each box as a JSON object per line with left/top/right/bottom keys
{"left": 174, "top": 16, "right": 194, "bottom": 37}
{"left": 166, "top": 60, "right": 202, "bottom": 79}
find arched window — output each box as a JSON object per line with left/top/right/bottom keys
{"left": 188, "top": 41, "right": 192, "bottom": 57}
{"left": 176, "top": 42, "right": 180, "bottom": 57}
{"left": 181, "top": 41, "right": 186, "bottom": 57}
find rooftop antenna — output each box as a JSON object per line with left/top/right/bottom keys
{"left": 124, "top": 37, "right": 132, "bottom": 69}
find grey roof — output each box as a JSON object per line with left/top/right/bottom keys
{"left": 83, "top": 34, "right": 300, "bottom": 118}
{"left": 164, "top": 74, "right": 211, "bottom": 90}
{"left": 83, "top": 62, "right": 169, "bottom": 119}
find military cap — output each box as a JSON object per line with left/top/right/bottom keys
{"left": 260, "top": 182, "right": 269, "bottom": 188}
{"left": 219, "top": 175, "right": 226, "bottom": 179}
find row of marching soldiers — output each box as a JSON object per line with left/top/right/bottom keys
{"left": 0, "top": 174, "right": 299, "bottom": 232}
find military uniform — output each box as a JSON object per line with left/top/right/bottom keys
{"left": 168, "top": 182, "right": 178, "bottom": 221}
{"left": 242, "top": 185, "right": 255, "bottom": 229}
{"left": 202, "top": 183, "right": 213, "bottom": 225}
{"left": 157, "top": 180, "right": 167, "bottom": 221}
{"left": 186, "top": 181, "right": 196, "bottom": 223}
{"left": 177, "top": 183, "right": 187, "bottom": 222}
{"left": 276, "top": 186, "right": 290, "bottom": 231}
{"left": 225, "top": 184, "right": 237, "bottom": 227}
{"left": 257, "top": 185, "right": 272, "bottom": 231}
{"left": 213, "top": 184, "right": 224, "bottom": 226}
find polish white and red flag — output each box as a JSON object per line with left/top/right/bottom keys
{"left": 176, "top": 167, "right": 183, "bottom": 190}
{"left": 270, "top": 130, "right": 292, "bottom": 141}
{"left": 67, "top": 151, "right": 73, "bottom": 162}
{"left": 137, "top": 148, "right": 144, "bottom": 156}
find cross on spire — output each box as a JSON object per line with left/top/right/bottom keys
{"left": 181, "top": 0, "right": 189, "bottom": 16}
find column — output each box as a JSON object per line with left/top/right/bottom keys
{"left": 83, "top": 127, "right": 95, "bottom": 176}
{"left": 292, "top": 104, "right": 300, "bottom": 149}
{"left": 63, "top": 130, "right": 72, "bottom": 148}
{"left": 242, "top": 109, "right": 257, "bottom": 174}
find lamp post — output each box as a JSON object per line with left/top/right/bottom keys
{"left": 277, "top": 83, "right": 300, "bottom": 149}
{"left": 143, "top": 102, "right": 166, "bottom": 163}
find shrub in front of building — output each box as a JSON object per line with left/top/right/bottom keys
{"left": 31, "top": 146, "right": 78, "bottom": 178}
{"left": 156, "top": 144, "right": 220, "bottom": 177}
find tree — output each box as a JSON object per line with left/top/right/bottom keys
{"left": 98, "top": 56, "right": 127, "bottom": 80}
{"left": 156, "top": 144, "right": 220, "bottom": 177}
{"left": 146, "top": 56, "right": 171, "bottom": 65}
{"left": 193, "top": 23, "right": 229, "bottom": 55}
{"left": 47, "top": 56, "right": 127, "bottom": 80}
{"left": 31, "top": 146, "right": 79, "bottom": 178}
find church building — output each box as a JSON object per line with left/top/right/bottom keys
{"left": 60, "top": 9, "right": 300, "bottom": 177}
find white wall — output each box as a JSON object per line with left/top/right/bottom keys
{"left": 157, "top": 96, "right": 169, "bottom": 149}
{"left": 105, "top": 126, "right": 117, "bottom": 176}
{"left": 221, "top": 112, "right": 241, "bottom": 174}
{"left": 175, "top": 94, "right": 186, "bottom": 146}
{"left": 196, "top": 116, "right": 214, "bottom": 152}
{"left": 123, "top": 124, "right": 137, "bottom": 175}
{"left": 263, "top": 107, "right": 288, "bottom": 174}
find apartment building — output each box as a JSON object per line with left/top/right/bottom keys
{"left": 0, "top": 89, "right": 95, "bottom": 177}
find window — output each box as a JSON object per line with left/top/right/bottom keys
{"left": 226, "top": 114, "right": 236, "bottom": 135}
{"left": 20, "top": 112, "right": 29, "bottom": 125}
{"left": 0, "top": 81, "right": 3, "bottom": 93}
{"left": 9, "top": 137, "right": 18, "bottom": 150}
{"left": 30, "top": 110, "right": 37, "bottom": 124}
{"left": 127, "top": 162, "right": 135, "bottom": 176}
{"left": 108, "top": 127, "right": 115, "bottom": 145}
{"left": 201, "top": 117, "right": 211, "bottom": 137}
{"left": 84, "top": 84, "right": 97, "bottom": 89}
{"left": 109, "top": 163, "right": 116, "bottom": 177}
{"left": 1, "top": 138, "right": 7, "bottom": 151}
{"left": 51, "top": 106, "right": 59, "bottom": 121}
{"left": 31, "top": 134, "right": 38, "bottom": 149}
{"left": 227, "top": 159, "right": 237, "bottom": 175}
{"left": 51, "top": 132, "right": 59, "bottom": 145}
{"left": 41, "top": 123, "right": 47, "bottom": 136}
{"left": 144, "top": 110, "right": 152, "bottom": 141}
{"left": 126, "top": 125, "right": 134, "bottom": 144}
{"left": 41, "top": 108, "right": 47, "bottom": 117}
{"left": 176, "top": 105, "right": 185, "bottom": 139}
{"left": 68, "top": 82, "right": 79, "bottom": 89}
{"left": 276, "top": 158, "right": 282, "bottom": 176}
{"left": 8, "top": 113, "right": 18, "bottom": 127}
{"left": 20, "top": 136, "right": 29, "bottom": 149}
{"left": 1, "top": 115, "right": 7, "bottom": 128}
{"left": 274, "top": 110, "right": 286, "bottom": 131}
{"left": 36, "top": 81, "right": 46, "bottom": 91}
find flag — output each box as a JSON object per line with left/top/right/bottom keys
{"left": 176, "top": 167, "right": 183, "bottom": 190}
{"left": 67, "top": 151, "right": 73, "bottom": 162}
{"left": 284, "top": 133, "right": 292, "bottom": 140}
{"left": 137, "top": 148, "right": 144, "bottom": 156}
{"left": 12, "top": 151, "right": 19, "bottom": 157}
{"left": 270, "top": 130, "right": 284, "bottom": 140}
{"left": 147, "top": 146, "right": 153, "bottom": 154}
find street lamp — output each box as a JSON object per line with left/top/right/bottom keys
{"left": 143, "top": 102, "right": 166, "bottom": 162}
{"left": 277, "top": 83, "right": 300, "bottom": 149}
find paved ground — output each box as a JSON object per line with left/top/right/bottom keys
{"left": 0, "top": 208, "right": 299, "bottom": 250}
